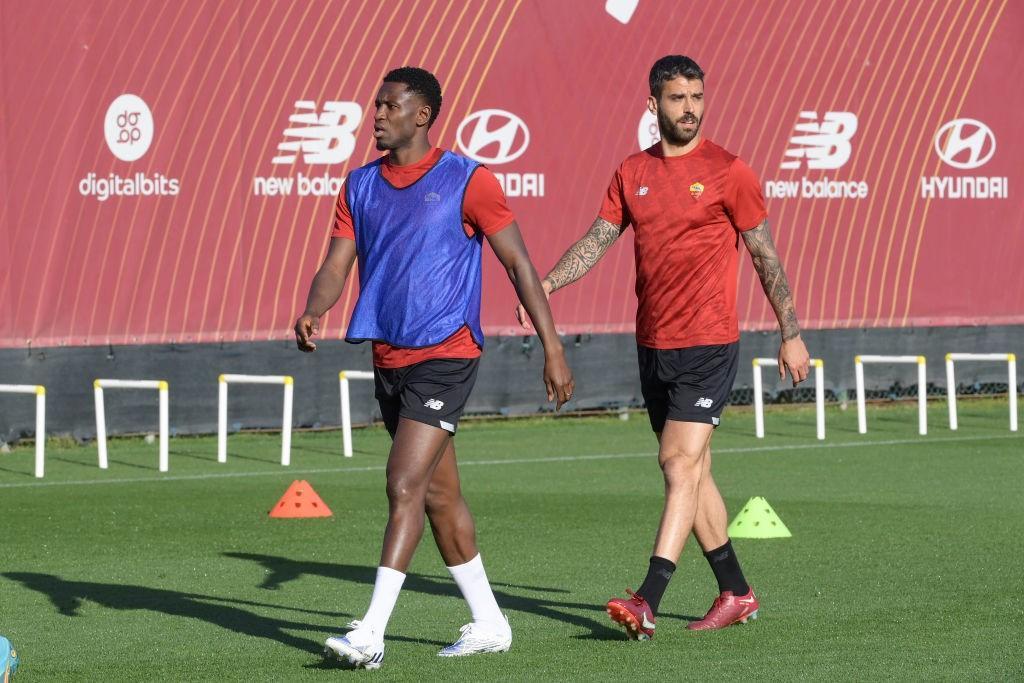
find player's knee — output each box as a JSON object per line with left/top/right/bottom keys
{"left": 659, "top": 450, "right": 703, "bottom": 485}
{"left": 386, "top": 475, "right": 426, "bottom": 507}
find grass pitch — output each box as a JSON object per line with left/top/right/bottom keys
{"left": 1, "top": 399, "right": 1021, "bottom": 680}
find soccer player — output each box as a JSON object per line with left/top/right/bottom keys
{"left": 517, "top": 55, "right": 810, "bottom": 638}
{"left": 295, "top": 67, "right": 574, "bottom": 668}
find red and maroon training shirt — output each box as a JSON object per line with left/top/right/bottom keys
{"left": 599, "top": 138, "right": 767, "bottom": 349}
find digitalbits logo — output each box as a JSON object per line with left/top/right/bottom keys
{"left": 638, "top": 110, "right": 659, "bottom": 149}
{"left": 104, "top": 94, "right": 154, "bottom": 161}
{"left": 79, "top": 93, "right": 180, "bottom": 201}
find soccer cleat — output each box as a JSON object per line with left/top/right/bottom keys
{"left": 687, "top": 588, "right": 760, "bottom": 630}
{"left": 438, "top": 615, "right": 512, "bottom": 657}
{"left": 606, "top": 589, "right": 656, "bottom": 640}
{"left": 324, "top": 620, "right": 385, "bottom": 670}
{"left": 1, "top": 636, "right": 19, "bottom": 683}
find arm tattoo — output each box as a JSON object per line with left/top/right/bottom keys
{"left": 742, "top": 220, "right": 801, "bottom": 340}
{"left": 545, "top": 217, "right": 625, "bottom": 292}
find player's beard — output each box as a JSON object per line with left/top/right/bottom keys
{"left": 657, "top": 108, "right": 702, "bottom": 146}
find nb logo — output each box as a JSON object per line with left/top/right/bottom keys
{"left": 780, "top": 111, "right": 857, "bottom": 170}
{"left": 456, "top": 109, "right": 530, "bottom": 165}
{"left": 424, "top": 399, "right": 445, "bottom": 410}
{"left": 272, "top": 100, "right": 362, "bottom": 164}
{"left": 424, "top": 192, "right": 441, "bottom": 203}
{"left": 694, "top": 397, "right": 714, "bottom": 408}
{"left": 636, "top": 186, "right": 649, "bottom": 196}
{"left": 934, "top": 118, "right": 995, "bottom": 170}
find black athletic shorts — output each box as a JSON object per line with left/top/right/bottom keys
{"left": 637, "top": 342, "right": 739, "bottom": 432}
{"left": 374, "top": 358, "right": 480, "bottom": 437}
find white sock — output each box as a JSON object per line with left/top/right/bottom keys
{"left": 360, "top": 566, "right": 406, "bottom": 635}
{"left": 447, "top": 554, "right": 505, "bottom": 628}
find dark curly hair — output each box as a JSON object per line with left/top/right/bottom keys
{"left": 383, "top": 66, "right": 443, "bottom": 127}
{"left": 649, "top": 55, "right": 705, "bottom": 98}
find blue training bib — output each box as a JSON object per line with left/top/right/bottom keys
{"left": 344, "top": 151, "right": 484, "bottom": 348}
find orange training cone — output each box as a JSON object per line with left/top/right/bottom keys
{"left": 269, "top": 480, "right": 333, "bottom": 518}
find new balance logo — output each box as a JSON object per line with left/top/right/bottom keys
{"left": 642, "top": 614, "right": 656, "bottom": 630}
{"left": 694, "top": 397, "right": 714, "bottom": 408}
{"left": 272, "top": 100, "right": 362, "bottom": 164}
{"left": 636, "top": 186, "right": 649, "bottom": 196}
{"left": 424, "top": 399, "right": 445, "bottom": 410}
{"left": 424, "top": 191, "right": 441, "bottom": 203}
{"left": 780, "top": 111, "right": 858, "bottom": 170}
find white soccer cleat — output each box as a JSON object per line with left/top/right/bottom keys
{"left": 324, "top": 620, "right": 385, "bottom": 670}
{"left": 438, "top": 615, "right": 512, "bottom": 657}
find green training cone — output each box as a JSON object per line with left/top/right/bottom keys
{"left": 727, "top": 496, "right": 792, "bottom": 538}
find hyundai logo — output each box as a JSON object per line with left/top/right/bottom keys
{"left": 456, "top": 109, "right": 530, "bottom": 165}
{"left": 934, "top": 118, "right": 995, "bottom": 170}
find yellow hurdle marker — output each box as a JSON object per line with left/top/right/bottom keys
{"left": 752, "top": 358, "right": 825, "bottom": 440}
{"left": 217, "top": 374, "right": 294, "bottom": 466}
{"left": 0, "top": 384, "right": 46, "bottom": 478}
{"left": 93, "top": 379, "right": 169, "bottom": 472}
{"left": 854, "top": 355, "right": 927, "bottom": 435}
{"left": 339, "top": 370, "right": 374, "bottom": 458}
{"left": 945, "top": 353, "right": 1017, "bottom": 432}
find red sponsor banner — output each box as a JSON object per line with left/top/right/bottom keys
{"left": 1, "top": 0, "right": 1021, "bottom": 349}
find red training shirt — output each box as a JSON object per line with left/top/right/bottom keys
{"left": 599, "top": 138, "right": 767, "bottom": 349}
{"left": 332, "top": 147, "right": 514, "bottom": 368}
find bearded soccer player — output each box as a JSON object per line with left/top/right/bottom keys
{"left": 518, "top": 55, "right": 810, "bottom": 639}
{"left": 295, "top": 67, "right": 574, "bottom": 669}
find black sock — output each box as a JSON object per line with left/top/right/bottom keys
{"left": 704, "top": 539, "right": 749, "bottom": 595}
{"left": 636, "top": 556, "right": 675, "bottom": 614}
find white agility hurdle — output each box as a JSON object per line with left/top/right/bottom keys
{"left": 855, "top": 355, "right": 927, "bottom": 435}
{"left": 94, "top": 379, "right": 169, "bottom": 472}
{"left": 0, "top": 384, "right": 46, "bottom": 478}
{"left": 752, "top": 358, "right": 825, "bottom": 440}
{"left": 339, "top": 370, "right": 374, "bottom": 458}
{"left": 945, "top": 353, "right": 1017, "bottom": 432}
{"left": 218, "top": 374, "right": 293, "bottom": 466}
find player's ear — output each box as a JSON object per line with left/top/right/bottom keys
{"left": 416, "top": 104, "right": 432, "bottom": 128}
{"left": 647, "top": 95, "right": 658, "bottom": 115}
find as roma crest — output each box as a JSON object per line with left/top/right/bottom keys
{"left": 689, "top": 181, "right": 704, "bottom": 199}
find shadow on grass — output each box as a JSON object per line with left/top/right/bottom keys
{"left": 0, "top": 463, "right": 33, "bottom": 477}
{"left": 47, "top": 455, "right": 99, "bottom": 469}
{"left": 290, "top": 443, "right": 383, "bottom": 458}
{"left": 224, "top": 552, "right": 653, "bottom": 640}
{"left": 3, "top": 571, "right": 454, "bottom": 651}
{"left": 2, "top": 571, "right": 349, "bottom": 654}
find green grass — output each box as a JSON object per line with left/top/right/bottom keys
{"left": 1, "top": 399, "right": 1022, "bottom": 680}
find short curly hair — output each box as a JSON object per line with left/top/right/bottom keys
{"left": 383, "top": 66, "right": 443, "bottom": 127}
{"left": 649, "top": 55, "right": 705, "bottom": 98}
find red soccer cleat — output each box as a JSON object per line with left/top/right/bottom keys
{"left": 687, "top": 588, "right": 760, "bottom": 630}
{"left": 606, "top": 589, "right": 656, "bottom": 640}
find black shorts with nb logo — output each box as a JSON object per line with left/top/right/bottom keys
{"left": 637, "top": 342, "right": 739, "bottom": 432}
{"left": 374, "top": 358, "right": 480, "bottom": 436}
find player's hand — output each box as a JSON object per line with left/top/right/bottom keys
{"left": 515, "top": 279, "right": 552, "bottom": 330}
{"left": 294, "top": 312, "right": 320, "bottom": 352}
{"left": 543, "top": 349, "right": 575, "bottom": 410}
{"left": 778, "top": 334, "right": 810, "bottom": 386}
